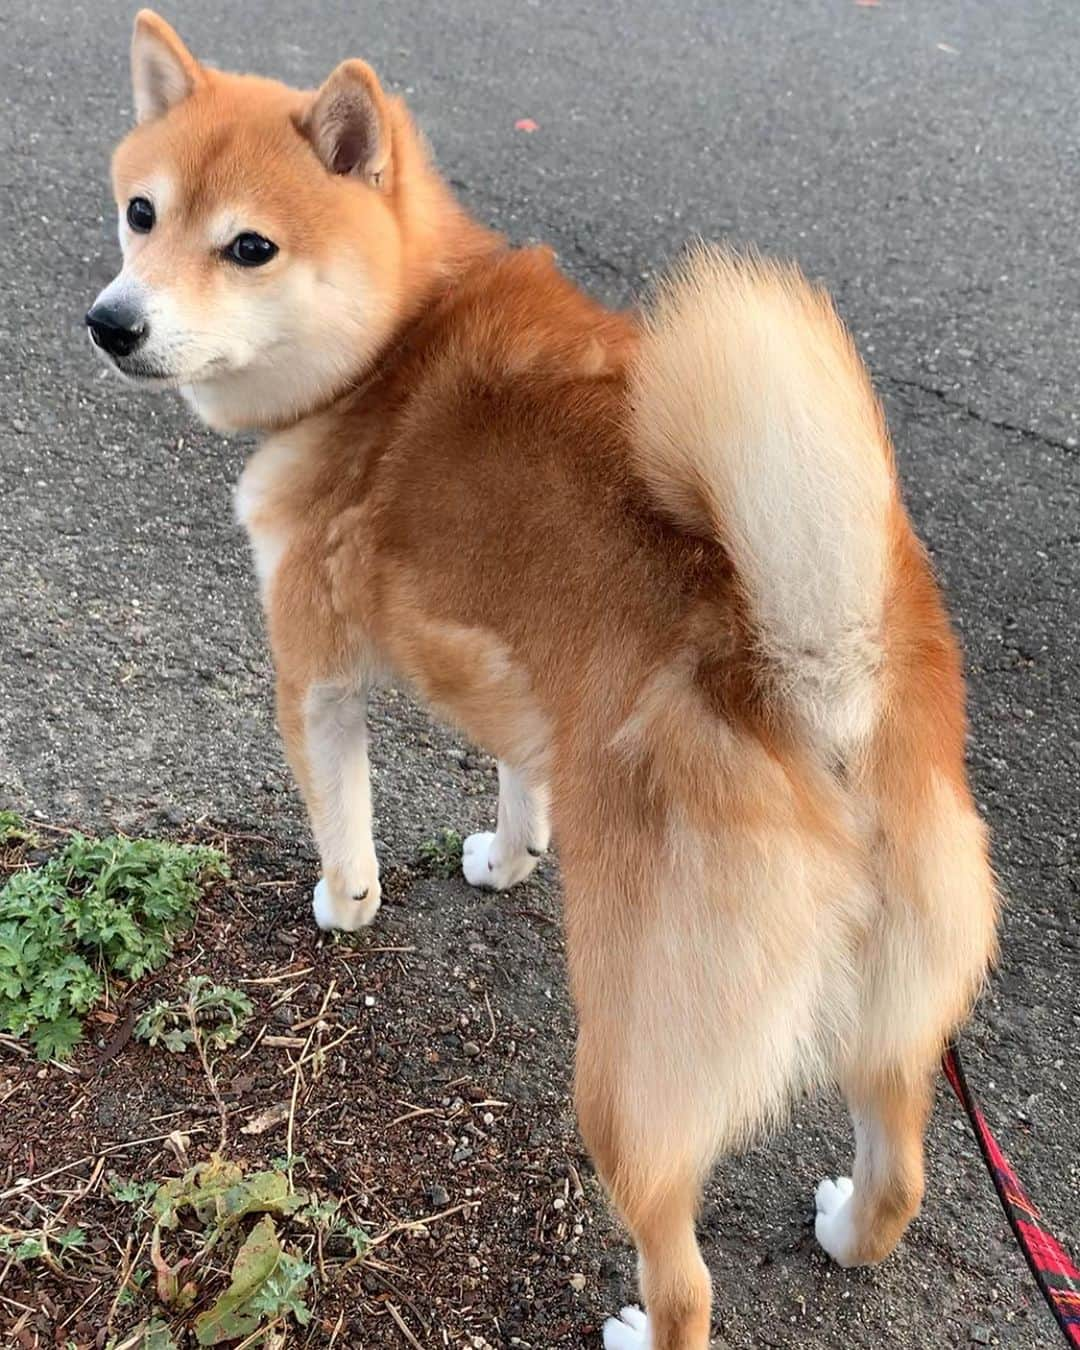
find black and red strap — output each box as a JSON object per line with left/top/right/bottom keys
{"left": 944, "top": 1041, "right": 1080, "bottom": 1346}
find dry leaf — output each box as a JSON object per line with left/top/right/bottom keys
{"left": 241, "top": 1103, "right": 290, "bottom": 1136}
{"left": 166, "top": 1130, "right": 190, "bottom": 1167}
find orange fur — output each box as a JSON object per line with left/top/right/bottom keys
{"left": 95, "top": 16, "right": 1000, "bottom": 1347}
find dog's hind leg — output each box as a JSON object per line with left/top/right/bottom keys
{"left": 462, "top": 761, "right": 549, "bottom": 891}
{"left": 815, "top": 1064, "right": 933, "bottom": 1267}
{"left": 817, "top": 770, "right": 998, "bottom": 1267}
{"left": 567, "top": 856, "right": 724, "bottom": 1350}
{"left": 601, "top": 1174, "right": 712, "bottom": 1350}
{"left": 576, "top": 1033, "right": 713, "bottom": 1350}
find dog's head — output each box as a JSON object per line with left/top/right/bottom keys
{"left": 88, "top": 11, "right": 412, "bottom": 431}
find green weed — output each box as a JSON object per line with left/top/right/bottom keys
{"left": 135, "top": 977, "right": 252, "bottom": 1055}
{"left": 0, "top": 833, "right": 226, "bottom": 1059}
{"left": 0, "top": 1224, "right": 87, "bottom": 1270}
{"left": 194, "top": 1216, "right": 313, "bottom": 1344}
{"left": 417, "top": 827, "right": 463, "bottom": 877}
{"left": 0, "top": 810, "right": 39, "bottom": 847}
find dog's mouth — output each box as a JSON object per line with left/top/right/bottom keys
{"left": 112, "top": 359, "right": 179, "bottom": 384}
{"left": 86, "top": 334, "right": 175, "bottom": 386}
{"left": 96, "top": 346, "right": 232, "bottom": 389}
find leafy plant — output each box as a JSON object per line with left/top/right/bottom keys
{"left": 194, "top": 1216, "right": 312, "bottom": 1345}
{"left": 0, "top": 1225, "right": 87, "bottom": 1268}
{"left": 14, "top": 1154, "right": 363, "bottom": 1344}
{"left": 115, "top": 1265, "right": 152, "bottom": 1309}
{"left": 153, "top": 1155, "right": 307, "bottom": 1234}
{"left": 0, "top": 833, "right": 226, "bottom": 1059}
{"left": 270, "top": 1153, "right": 306, "bottom": 1175}
{"left": 0, "top": 810, "right": 38, "bottom": 846}
{"left": 337, "top": 1221, "right": 371, "bottom": 1260}
{"left": 417, "top": 827, "right": 463, "bottom": 877}
{"left": 109, "top": 1174, "right": 160, "bottom": 1208}
{"left": 135, "top": 978, "right": 252, "bottom": 1055}
{"left": 140, "top": 1160, "right": 317, "bottom": 1344}
{"left": 140, "top": 1319, "right": 180, "bottom": 1350}
{"left": 298, "top": 1196, "right": 371, "bottom": 1259}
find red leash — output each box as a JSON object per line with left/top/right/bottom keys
{"left": 943, "top": 1041, "right": 1080, "bottom": 1345}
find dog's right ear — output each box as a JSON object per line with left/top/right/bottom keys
{"left": 304, "top": 61, "right": 392, "bottom": 186}
{"left": 131, "top": 10, "right": 202, "bottom": 124}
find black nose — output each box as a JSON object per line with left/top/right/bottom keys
{"left": 85, "top": 301, "right": 147, "bottom": 358}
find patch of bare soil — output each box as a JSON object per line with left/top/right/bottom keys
{"left": 0, "top": 825, "right": 632, "bottom": 1348}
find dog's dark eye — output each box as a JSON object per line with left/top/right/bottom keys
{"left": 126, "top": 196, "right": 155, "bottom": 233}
{"left": 226, "top": 233, "right": 278, "bottom": 267}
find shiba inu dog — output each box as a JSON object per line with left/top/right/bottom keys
{"left": 88, "top": 12, "right": 999, "bottom": 1346}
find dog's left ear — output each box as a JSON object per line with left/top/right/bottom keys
{"left": 304, "top": 60, "right": 391, "bottom": 186}
{"left": 131, "top": 10, "right": 202, "bottom": 124}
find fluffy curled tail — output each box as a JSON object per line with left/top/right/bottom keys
{"left": 630, "top": 246, "right": 896, "bottom": 753}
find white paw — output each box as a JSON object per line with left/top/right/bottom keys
{"left": 815, "top": 1175, "right": 856, "bottom": 1265}
{"left": 312, "top": 876, "right": 381, "bottom": 932}
{"left": 603, "top": 1306, "right": 650, "bottom": 1349}
{"left": 461, "top": 831, "right": 540, "bottom": 891}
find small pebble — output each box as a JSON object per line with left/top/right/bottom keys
{"left": 568, "top": 1273, "right": 587, "bottom": 1292}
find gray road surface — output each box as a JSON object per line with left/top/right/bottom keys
{"left": 0, "top": 2, "right": 1077, "bottom": 1345}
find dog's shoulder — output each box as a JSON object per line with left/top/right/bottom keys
{"left": 403, "top": 245, "right": 637, "bottom": 391}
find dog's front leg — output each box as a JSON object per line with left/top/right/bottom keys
{"left": 277, "top": 677, "right": 381, "bottom": 931}
{"left": 462, "top": 761, "right": 549, "bottom": 891}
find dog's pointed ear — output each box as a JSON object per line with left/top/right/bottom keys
{"left": 304, "top": 60, "right": 391, "bottom": 185}
{"left": 131, "top": 10, "right": 201, "bottom": 124}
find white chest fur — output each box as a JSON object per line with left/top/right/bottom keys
{"left": 233, "top": 430, "right": 308, "bottom": 606}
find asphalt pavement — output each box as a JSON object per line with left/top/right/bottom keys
{"left": 0, "top": 2, "right": 1077, "bottom": 1345}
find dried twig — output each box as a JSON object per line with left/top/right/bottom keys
{"left": 386, "top": 1301, "right": 425, "bottom": 1350}
{"left": 276, "top": 1026, "right": 356, "bottom": 1077}
{"left": 325, "top": 1310, "right": 347, "bottom": 1349}
{"left": 387, "top": 1105, "right": 441, "bottom": 1130}
{"left": 57, "top": 1281, "right": 104, "bottom": 1331}
{"left": 236, "top": 1022, "right": 268, "bottom": 1061}
{"left": 104, "top": 1228, "right": 150, "bottom": 1333}
{"left": 186, "top": 996, "right": 229, "bottom": 1152}
{"left": 0, "top": 1126, "right": 207, "bottom": 1202}
{"left": 368, "top": 1199, "right": 481, "bottom": 1248}
{"left": 239, "top": 966, "right": 314, "bottom": 986}
{"left": 333, "top": 945, "right": 416, "bottom": 959}
{"left": 285, "top": 979, "right": 336, "bottom": 1174}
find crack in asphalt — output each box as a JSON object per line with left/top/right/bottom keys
{"left": 879, "top": 374, "right": 1077, "bottom": 457}
{"left": 447, "top": 210, "right": 1077, "bottom": 463}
